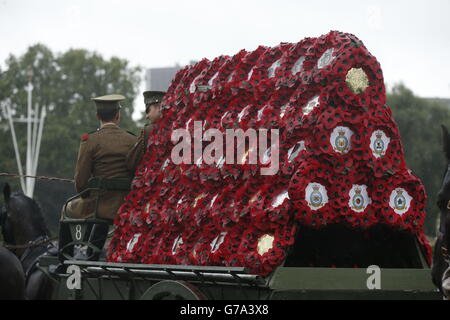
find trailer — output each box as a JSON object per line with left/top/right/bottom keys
{"left": 37, "top": 30, "right": 442, "bottom": 301}
{"left": 38, "top": 255, "right": 440, "bottom": 300}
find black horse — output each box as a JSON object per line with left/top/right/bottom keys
{"left": 432, "top": 125, "right": 450, "bottom": 298}
{"left": 1, "top": 183, "right": 55, "bottom": 300}
{"left": 0, "top": 246, "right": 26, "bottom": 299}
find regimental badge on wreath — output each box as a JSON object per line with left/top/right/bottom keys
{"left": 348, "top": 184, "right": 372, "bottom": 213}
{"left": 305, "top": 183, "right": 328, "bottom": 210}
{"left": 389, "top": 187, "right": 412, "bottom": 215}
{"left": 330, "top": 126, "right": 354, "bottom": 154}
{"left": 370, "top": 130, "right": 390, "bottom": 158}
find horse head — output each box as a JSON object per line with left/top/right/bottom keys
{"left": 1, "top": 183, "right": 55, "bottom": 300}
{"left": 433, "top": 125, "right": 450, "bottom": 297}
{"left": 1, "top": 183, "right": 49, "bottom": 257}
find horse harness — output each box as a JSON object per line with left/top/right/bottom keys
{"left": 19, "top": 236, "right": 58, "bottom": 280}
{"left": 1, "top": 206, "right": 57, "bottom": 280}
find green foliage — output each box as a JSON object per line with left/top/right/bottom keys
{"left": 0, "top": 44, "right": 141, "bottom": 234}
{"left": 388, "top": 84, "right": 450, "bottom": 236}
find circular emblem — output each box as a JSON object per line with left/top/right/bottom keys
{"left": 374, "top": 138, "right": 384, "bottom": 153}
{"left": 291, "top": 56, "right": 305, "bottom": 75}
{"left": 394, "top": 192, "right": 406, "bottom": 210}
{"left": 310, "top": 188, "right": 323, "bottom": 206}
{"left": 370, "top": 130, "right": 390, "bottom": 158}
{"left": 345, "top": 68, "right": 369, "bottom": 94}
{"left": 335, "top": 131, "right": 349, "bottom": 152}
{"left": 257, "top": 234, "right": 274, "bottom": 256}
{"left": 352, "top": 193, "right": 364, "bottom": 209}
{"left": 348, "top": 185, "right": 371, "bottom": 213}
{"left": 317, "top": 48, "right": 335, "bottom": 69}
{"left": 330, "top": 126, "right": 354, "bottom": 154}
{"left": 389, "top": 188, "right": 413, "bottom": 215}
{"left": 305, "top": 183, "right": 328, "bottom": 210}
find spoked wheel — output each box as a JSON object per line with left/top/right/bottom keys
{"left": 140, "top": 280, "right": 207, "bottom": 300}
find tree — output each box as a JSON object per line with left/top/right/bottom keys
{"left": 0, "top": 44, "right": 141, "bottom": 234}
{"left": 388, "top": 84, "right": 450, "bottom": 236}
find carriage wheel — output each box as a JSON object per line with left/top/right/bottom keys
{"left": 140, "top": 280, "right": 207, "bottom": 300}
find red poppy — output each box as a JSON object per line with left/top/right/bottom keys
{"left": 106, "top": 30, "right": 431, "bottom": 273}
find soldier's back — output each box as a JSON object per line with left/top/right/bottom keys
{"left": 77, "top": 123, "right": 137, "bottom": 220}
{"left": 90, "top": 124, "right": 137, "bottom": 178}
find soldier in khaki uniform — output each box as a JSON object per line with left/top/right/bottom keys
{"left": 126, "top": 91, "right": 164, "bottom": 174}
{"left": 59, "top": 94, "right": 137, "bottom": 260}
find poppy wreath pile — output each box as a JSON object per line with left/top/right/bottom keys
{"left": 107, "top": 31, "right": 431, "bottom": 275}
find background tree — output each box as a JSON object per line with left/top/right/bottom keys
{"left": 0, "top": 44, "right": 141, "bottom": 234}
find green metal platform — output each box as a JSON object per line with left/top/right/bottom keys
{"left": 38, "top": 256, "right": 441, "bottom": 300}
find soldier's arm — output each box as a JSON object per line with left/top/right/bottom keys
{"left": 126, "top": 128, "right": 145, "bottom": 175}
{"left": 74, "top": 135, "right": 93, "bottom": 195}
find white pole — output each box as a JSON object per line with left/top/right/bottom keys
{"left": 5, "top": 103, "right": 26, "bottom": 193}
{"left": 32, "top": 102, "right": 40, "bottom": 163}
{"left": 26, "top": 81, "right": 33, "bottom": 197}
{"left": 30, "top": 106, "right": 46, "bottom": 197}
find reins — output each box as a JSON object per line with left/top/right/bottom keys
{"left": 0, "top": 173, "right": 74, "bottom": 183}
{"left": 2, "top": 236, "right": 58, "bottom": 250}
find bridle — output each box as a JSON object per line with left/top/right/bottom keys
{"left": 0, "top": 203, "right": 55, "bottom": 251}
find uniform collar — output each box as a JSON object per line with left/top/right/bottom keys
{"left": 100, "top": 122, "right": 118, "bottom": 128}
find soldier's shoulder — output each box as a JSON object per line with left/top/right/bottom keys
{"left": 117, "top": 127, "right": 138, "bottom": 142}
{"left": 80, "top": 129, "right": 99, "bottom": 142}
{"left": 116, "top": 127, "right": 137, "bottom": 137}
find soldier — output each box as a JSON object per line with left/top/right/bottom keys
{"left": 126, "top": 90, "right": 165, "bottom": 174}
{"left": 59, "top": 94, "right": 137, "bottom": 261}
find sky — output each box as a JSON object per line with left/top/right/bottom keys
{"left": 0, "top": 0, "right": 449, "bottom": 118}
